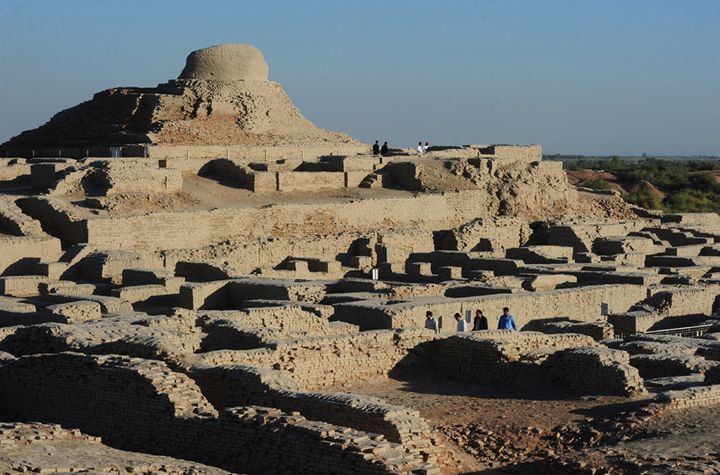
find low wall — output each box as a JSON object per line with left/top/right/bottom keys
{"left": 543, "top": 346, "right": 645, "bottom": 396}
{"left": 190, "top": 363, "right": 432, "bottom": 454}
{"left": 148, "top": 144, "right": 369, "bottom": 160}
{"left": 0, "top": 352, "right": 434, "bottom": 474}
{"left": 644, "top": 285, "right": 720, "bottom": 317}
{"left": 179, "top": 278, "right": 330, "bottom": 309}
{"left": 429, "top": 331, "right": 595, "bottom": 387}
{"left": 630, "top": 353, "right": 717, "bottom": 378}
{"left": 334, "top": 284, "right": 648, "bottom": 331}
{"left": 653, "top": 385, "right": 720, "bottom": 410}
{"left": 0, "top": 235, "right": 62, "bottom": 275}
{"left": 523, "top": 318, "right": 614, "bottom": 340}
{"left": 196, "top": 329, "right": 435, "bottom": 391}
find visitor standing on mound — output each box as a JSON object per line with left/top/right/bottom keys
{"left": 416, "top": 142, "right": 424, "bottom": 154}
{"left": 425, "top": 310, "right": 440, "bottom": 334}
{"left": 473, "top": 309, "right": 488, "bottom": 331}
{"left": 372, "top": 141, "right": 380, "bottom": 155}
{"left": 498, "top": 307, "right": 517, "bottom": 331}
{"left": 380, "top": 141, "right": 389, "bottom": 156}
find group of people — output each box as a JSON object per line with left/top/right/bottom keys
{"left": 372, "top": 141, "right": 389, "bottom": 156}
{"left": 371, "top": 141, "right": 430, "bottom": 156}
{"left": 424, "top": 307, "right": 518, "bottom": 334}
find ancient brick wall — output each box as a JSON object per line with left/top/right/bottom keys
{"left": 543, "top": 346, "right": 645, "bottom": 396}
{"left": 190, "top": 363, "right": 433, "bottom": 454}
{"left": 196, "top": 329, "right": 435, "bottom": 390}
{"left": 0, "top": 352, "right": 436, "bottom": 474}
{"left": 336, "top": 284, "right": 648, "bottom": 331}
{"left": 429, "top": 331, "right": 596, "bottom": 387}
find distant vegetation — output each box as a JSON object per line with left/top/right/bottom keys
{"left": 554, "top": 155, "right": 720, "bottom": 213}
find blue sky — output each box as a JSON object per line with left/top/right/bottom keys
{"left": 1, "top": 0, "right": 718, "bottom": 155}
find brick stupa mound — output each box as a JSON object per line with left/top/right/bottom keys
{"left": 179, "top": 43, "right": 269, "bottom": 81}
{"left": 1, "top": 43, "right": 361, "bottom": 153}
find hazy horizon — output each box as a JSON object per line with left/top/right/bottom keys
{"left": 1, "top": 0, "right": 718, "bottom": 156}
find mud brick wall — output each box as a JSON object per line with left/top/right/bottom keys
{"left": 0, "top": 352, "right": 436, "bottom": 474}
{"left": 196, "top": 329, "right": 436, "bottom": 390}
{"left": 547, "top": 221, "right": 650, "bottom": 253}
{"left": 168, "top": 228, "right": 434, "bottom": 276}
{"left": 523, "top": 318, "right": 614, "bottom": 341}
{"left": 148, "top": 143, "right": 368, "bottom": 161}
{"left": 0, "top": 235, "right": 62, "bottom": 275}
{"left": 607, "top": 310, "right": 662, "bottom": 336}
{"left": 439, "top": 216, "right": 532, "bottom": 253}
{"left": 227, "top": 279, "right": 328, "bottom": 304}
{"left": 198, "top": 308, "right": 348, "bottom": 351}
{"left": 0, "top": 321, "right": 202, "bottom": 361}
{"left": 74, "top": 189, "right": 505, "bottom": 251}
{"left": 190, "top": 363, "right": 433, "bottom": 454}
{"left": 653, "top": 385, "right": 720, "bottom": 410}
{"left": 0, "top": 353, "right": 218, "bottom": 442}
{"left": 429, "top": 331, "right": 595, "bottom": 386}
{"left": 199, "top": 306, "right": 337, "bottom": 334}
{"left": 338, "top": 284, "right": 647, "bottom": 331}
{"left": 179, "top": 279, "right": 330, "bottom": 309}
{"left": 98, "top": 165, "right": 183, "bottom": 196}
{"left": 630, "top": 353, "right": 718, "bottom": 378}
{"left": 277, "top": 171, "right": 346, "bottom": 191}
{"left": 199, "top": 323, "right": 289, "bottom": 350}
{"left": 542, "top": 346, "right": 645, "bottom": 396}
{"left": 0, "top": 198, "right": 46, "bottom": 237}
{"left": 643, "top": 285, "right": 720, "bottom": 316}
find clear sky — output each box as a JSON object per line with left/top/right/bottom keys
{"left": 1, "top": 0, "right": 718, "bottom": 155}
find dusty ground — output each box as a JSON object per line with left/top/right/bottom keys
{"left": 559, "top": 406, "right": 720, "bottom": 474}
{"left": 62, "top": 174, "right": 419, "bottom": 217}
{"left": 347, "top": 370, "right": 646, "bottom": 474}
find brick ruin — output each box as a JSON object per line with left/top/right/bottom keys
{"left": 1, "top": 44, "right": 720, "bottom": 473}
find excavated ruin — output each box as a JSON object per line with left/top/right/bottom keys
{"left": 1, "top": 44, "right": 720, "bottom": 474}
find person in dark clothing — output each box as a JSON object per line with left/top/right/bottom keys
{"left": 372, "top": 141, "right": 380, "bottom": 155}
{"left": 380, "top": 141, "right": 389, "bottom": 156}
{"left": 472, "top": 309, "right": 488, "bottom": 331}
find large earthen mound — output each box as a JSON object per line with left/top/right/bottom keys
{"left": 1, "top": 44, "right": 361, "bottom": 152}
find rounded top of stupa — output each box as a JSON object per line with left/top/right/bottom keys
{"left": 178, "top": 44, "right": 269, "bottom": 81}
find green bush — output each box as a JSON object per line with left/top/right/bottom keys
{"left": 624, "top": 188, "right": 663, "bottom": 210}
{"left": 579, "top": 178, "right": 613, "bottom": 190}
{"left": 664, "top": 189, "right": 720, "bottom": 213}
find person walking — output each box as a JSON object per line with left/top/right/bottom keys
{"left": 497, "top": 307, "right": 518, "bottom": 331}
{"left": 380, "top": 141, "right": 389, "bottom": 156}
{"left": 425, "top": 310, "right": 440, "bottom": 334}
{"left": 372, "top": 140, "right": 380, "bottom": 155}
{"left": 473, "top": 309, "right": 488, "bottom": 331}
{"left": 454, "top": 312, "right": 469, "bottom": 332}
